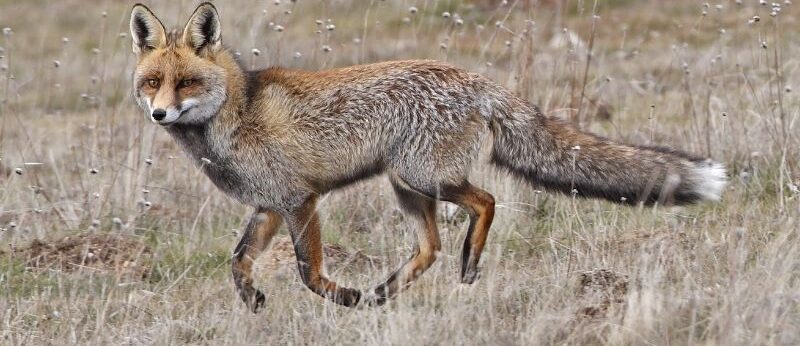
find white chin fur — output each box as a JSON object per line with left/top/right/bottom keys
{"left": 161, "top": 106, "right": 181, "bottom": 124}
{"left": 691, "top": 160, "right": 727, "bottom": 201}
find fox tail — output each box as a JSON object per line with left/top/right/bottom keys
{"left": 489, "top": 105, "right": 726, "bottom": 205}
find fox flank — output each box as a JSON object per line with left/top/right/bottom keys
{"left": 130, "top": 3, "right": 727, "bottom": 311}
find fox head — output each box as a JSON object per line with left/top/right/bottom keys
{"left": 129, "top": 3, "right": 228, "bottom": 126}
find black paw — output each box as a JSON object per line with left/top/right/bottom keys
{"left": 461, "top": 268, "right": 480, "bottom": 284}
{"left": 251, "top": 289, "right": 266, "bottom": 313}
{"left": 335, "top": 288, "right": 362, "bottom": 307}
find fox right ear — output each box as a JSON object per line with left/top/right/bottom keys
{"left": 130, "top": 4, "right": 167, "bottom": 56}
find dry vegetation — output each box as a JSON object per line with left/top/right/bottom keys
{"left": 1, "top": 0, "right": 798, "bottom": 344}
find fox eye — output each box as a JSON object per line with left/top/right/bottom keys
{"left": 147, "top": 78, "right": 160, "bottom": 88}
{"left": 179, "top": 79, "right": 195, "bottom": 88}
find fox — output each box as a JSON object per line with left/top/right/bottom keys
{"left": 129, "top": 3, "right": 727, "bottom": 311}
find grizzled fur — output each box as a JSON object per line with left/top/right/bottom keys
{"left": 130, "top": 3, "right": 726, "bottom": 311}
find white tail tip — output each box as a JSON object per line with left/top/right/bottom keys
{"left": 691, "top": 160, "right": 727, "bottom": 201}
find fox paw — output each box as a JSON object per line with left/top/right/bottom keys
{"left": 250, "top": 289, "right": 266, "bottom": 313}
{"left": 461, "top": 268, "right": 481, "bottom": 284}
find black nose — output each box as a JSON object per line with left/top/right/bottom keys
{"left": 152, "top": 109, "right": 167, "bottom": 121}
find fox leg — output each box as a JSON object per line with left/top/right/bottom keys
{"left": 232, "top": 209, "right": 283, "bottom": 312}
{"left": 364, "top": 180, "right": 442, "bottom": 306}
{"left": 440, "top": 182, "right": 496, "bottom": 284}
{"left": 285, "top": 194, "right": 363, "bottom": 307}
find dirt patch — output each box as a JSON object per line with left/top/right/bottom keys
{"left": 257, "top": 235, "right": 381, "bottom": 276}
{"left": 9, "top": 233, "right": 151, "bottom": 279}
{"left": 575, "top": 269, "right": 629, "bottom": 319}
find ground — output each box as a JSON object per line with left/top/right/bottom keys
{"left": 0, "top": 0, "right": 798, "bottom": 344}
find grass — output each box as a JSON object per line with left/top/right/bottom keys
{"left": 1, "top": 0, "right": 799, "bottom": 344}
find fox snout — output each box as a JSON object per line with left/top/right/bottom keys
{"left": 148, "top": 103, "right": 180, "bottom": 125}
{"left": 145, "top": 99, "right": 199, "bottom": 125}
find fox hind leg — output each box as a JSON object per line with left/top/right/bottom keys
{"left": 440, "top": 182, "right": 495, "bottom": 284}
{"left": 232, "top": 210, "right": 283, "bottom": 313}
{"left": 365, "top": 179, "right": 442, "bottom": 306}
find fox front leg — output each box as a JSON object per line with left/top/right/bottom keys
{"left": 232, "top": 210, "right": 283, "bottom": 313}
{"left": 284, "top": 195, "right": 363, "bottom": 307}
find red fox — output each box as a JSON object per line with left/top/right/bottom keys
{"left": 130, "top": 3, "right": 726, "bottom": 311}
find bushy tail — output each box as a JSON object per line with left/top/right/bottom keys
{"left": 489, "top": 106, "right": 726, "bottom": 205}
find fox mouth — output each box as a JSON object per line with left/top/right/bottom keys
{"left": 157, "top": 120, "right": 178, "bottom": 126}
{"left": 155, "top": 106, "right": 194, "bottom": 126}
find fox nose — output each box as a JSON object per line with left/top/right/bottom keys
{"left": 151, "top": 108, "right": 167, "bottom": 121}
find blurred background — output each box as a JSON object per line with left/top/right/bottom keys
{"left": 0, "top": 0, "right": 798, "bottom": 344}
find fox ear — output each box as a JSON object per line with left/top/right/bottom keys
{"left": 130, "top": 4, "right": 167, "bottom": 56}
{"left": 182, "top": 2, "right": 222, "bottom": 56}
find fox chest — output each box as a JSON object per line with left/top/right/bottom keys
{"left": 168, "top": 126, "right": 268, "bottom": 206}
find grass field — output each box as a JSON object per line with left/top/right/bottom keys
{"left": 1, "top": 0, "right": 798, "bottom": 344}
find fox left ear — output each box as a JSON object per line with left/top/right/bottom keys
{"left": 182, "top": 2, "right": 222, "bottom": 56}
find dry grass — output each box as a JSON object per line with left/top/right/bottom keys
{"left": 1, "top": 0, "right": 798, "bottom": 344}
